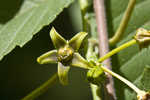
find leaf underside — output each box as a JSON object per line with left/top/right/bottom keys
{"left": 0, "top": 0, "right": 74, "bottom": 61}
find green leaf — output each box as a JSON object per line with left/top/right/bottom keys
{"left": 93, "top": 0, "right": 150, "bottom": 99}
{"left": 0, "top": 0, "right": 74, "bottom": 61}
{"left": 117, "top": 22, "right": 150, "bottom": 66}
{"left": 141, "top": 65, "right": 150, "bottom": 91}
{"left": 114, "top": 0, "right": 150, "bottom": 66}
{"left": 119, "top": 46, "right": 150, "bottom": 81}
{"left": 123, "top": 65, "right": 150, "bottom": 100}
{"left": 113, "top": 0, "right": 150, "bottom": 38}
{"left": 117, "top": 42, "right": 150, "bottom": 100}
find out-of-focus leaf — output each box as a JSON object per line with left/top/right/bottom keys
{"left": 102, "top": 0, "right": 150, "bottom": 99}
{"left": 123, "top": 65, "right": 150, "bottom": 100}
{"left": 0, "top": 0, "right": 74, "bottom": 61}
{"left": 117, "top": 43, "right": 150, "bottom": 100}
{"left": 113, "top": 0, "right": 150, "bottom": 37}
{"left": 141, "top": 65, "right": 150, "bottom": 91}
{"left": 120, "top": 46, "right": 150, "bottom": 81}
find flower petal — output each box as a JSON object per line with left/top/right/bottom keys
{"left": 50, "top": 27, "right": 67, "bottom": 49}
{"left": 70, "top": 53, "right": 91, "bottom": 69}
{"left": 37, "top": 50, "right": 57, "bottom": 64}
{"left": 69, "top": 32, "right": 88, "bottom": 51}
{"left": 58, "top": 62, "right": 70, "bottom": 85}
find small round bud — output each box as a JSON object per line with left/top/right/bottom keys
{"left": 134, "top": 28, "right": 150, "bottom": 48}
{"left": 87, "top": 66, "right": 106, "bottom": 85}
{"left": 57, "top": 45, "right": 74, "bottom": 64}
{"left": 137, "top": 91, "right": 150, "bottom": 100}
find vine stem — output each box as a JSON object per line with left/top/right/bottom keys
{"left": 22, "top": 73, "right": 58, "bottom": 100}
{"left": 86, "top": 41, "right": 103, "bottom": 100}
{"left": 93, "top": 0, "right": 116, "bottom": 99}
{"left": 101, "top": 66, "right": 143, "bottom": 95}
{"left": 109, "top": 0, "right": 136, "bottom": 45}
{"left": 99, "top": 39, "right": 136, "bottom": 63}
{"left": 78, "top": 0, "right": 103, "bottom": 99}
{"left": 78, "top": 0, "right": 90, "bottom": 32}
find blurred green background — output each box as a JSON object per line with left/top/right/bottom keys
{"left": 0, "top": 0, "right": 92, "bottom": 100}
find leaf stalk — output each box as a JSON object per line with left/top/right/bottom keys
{"left": 99, "top": 39, "right": 137, "bottom": 63}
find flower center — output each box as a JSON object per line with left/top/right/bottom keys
{"left": 57, "top": 45, "right": 74, "bottom": 64}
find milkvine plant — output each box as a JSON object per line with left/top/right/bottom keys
{"left": 21, "top": 0, "right": 150, "bottom": 99}
{"left": 1, "top": 0, "right": 150, "bottom": 100}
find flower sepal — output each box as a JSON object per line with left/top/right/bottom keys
{"left": 58, "top": 62, "right": 70, "bottom": 85}
{"left": 37, "top": 50, "right": 57, "bottom": 64}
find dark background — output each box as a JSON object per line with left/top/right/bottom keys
{"left": 0, "top": 0, "right": 92, "bottom": 100}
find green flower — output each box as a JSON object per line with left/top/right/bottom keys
{"left": 37, "top": 27, "right": 91, "bottom": 85}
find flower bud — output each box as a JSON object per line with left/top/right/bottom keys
{"left": 87, "top": 66, "right": 106, "bottom": 85}
{"left": 137, "top": 91, "right": 150, "bottom": 100}
{"left": 134, "top": 28, "right": 150, "bottom": 48}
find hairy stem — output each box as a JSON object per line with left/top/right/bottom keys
{"left": 78, "top": 0, "right": 90, "bottom": 32}
{"left": 86, "top": 41, "right": 103, "bottom": 100}
{"left": 79, "top": 0, "right": 103, "bottom": 99}
{"left": 99, "top": 39, "right": 136, "bottom": 63}
{"left": 22, "top": 73, "right": 58, "bottom": 100}
{"left": 90, "top": 84, "right": 102, "bottom": 100}
{"left": 101, "top": 66, "right": 142, "bottom": 94}
{"left": 109, "top": 0, "right": 136, "bottom": 45}
{"left": 93, "top": 0, "right": 116, "bottom": 99}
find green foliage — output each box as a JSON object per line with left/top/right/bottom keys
{"left": 1, "top": 0, "right": 150, "bottom": 100}
{"left": 0, "top": 0, "right": 74, "bottom": 61}
{"left": 124, "top": 65, "right": 150, "bottom": 100}
{"left": 141, "top": 65, "right": 150, "bottom": 91}
{"left": 110, "top": 0, "right": 150, "bottom": 99}
{"left": 81, "top": 0, "right": 150, "bottom": 99}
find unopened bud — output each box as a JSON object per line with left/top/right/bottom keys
{"left": 87, "top": 66, "right": 106, "bottom": 85}
{"left": 134, "top": 28, "right": 150, "bottom": 48}
{"left": 137, "top": 91, "right": 150, "bottom": 100}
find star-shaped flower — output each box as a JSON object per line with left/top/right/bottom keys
{"left": 37, "top": 27, "right": 91, "bottom": 85}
